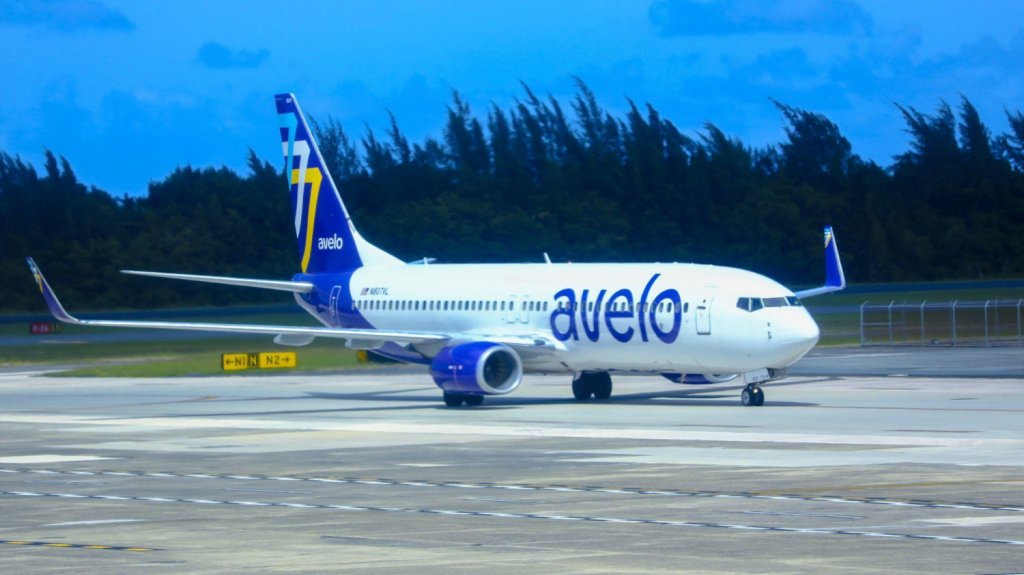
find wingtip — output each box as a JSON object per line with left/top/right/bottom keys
{"left": 823, "top": 226, "right": 846, "bottom": 290}
{"left": 25, "top": 258, "right": 79, "bottom": 324}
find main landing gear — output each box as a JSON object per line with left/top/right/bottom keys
{"left": 572, "top": 372, "right": 613, "bottom": 400}
{"left": 443, "top": 392, "right": 485, "bottom": 407}
{"left": 740, "top": 384, "right": 765, "bottom": 407}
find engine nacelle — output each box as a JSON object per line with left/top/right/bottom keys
{"left": 430, "top": 342, "right": 523, "bottom": 395}
{"left": 662, "top": 373, "right": 738, "bottom": 385}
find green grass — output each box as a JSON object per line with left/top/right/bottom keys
{"left": 0, "top": 307, "right": 369, "bottom": 376}
{"left": 54, "top": 340, "right": 365, "bottom": 377}
{"left": 805, "top": 285, "right": 1024, "bottom": 307}
{"left": 803, "top": 284, "right": 1024, "bottom": 346}
{"left": 0, "top": 332, "right": 367, "bottom": 374}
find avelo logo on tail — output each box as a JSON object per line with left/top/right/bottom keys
{"left": 318, "top": 234, "right": 344, "bottom": 250}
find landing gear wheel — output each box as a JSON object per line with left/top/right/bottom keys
{"left": 741, "top": 386, "right": 765, "bottom": 407}
{"left": 572, "top": 376, "right": 593, "bottom": 400}
{"left": 593, "top": 372, "right": 613, "bottom": 400}
{"left": 443, "top": 392, "right": 465, "bottom": 407}
{"left": 573, "top": 372, "right": 613, "bottom": 401}
{"left": 464, "top": 395, "right": 485, "bottom": 407}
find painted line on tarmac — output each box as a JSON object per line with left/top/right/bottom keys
{"left": 1, "top": 538, "right": 157, "bottom": 552}
{"left": 2, "top": 467, "right": 1022, "bottom": 514}
{"left": 2, "top": 489, "right": 1021, "bottom": 546}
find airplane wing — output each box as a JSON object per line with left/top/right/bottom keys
{"left": 26, "top": 258, "right": 448, "bottom": 347}
{"left": 794, "top": 226, "right": 846, "bottom": 299}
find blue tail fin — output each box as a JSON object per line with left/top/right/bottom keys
{"left": 275, "top": 93, "right": 399, "bottom": 273}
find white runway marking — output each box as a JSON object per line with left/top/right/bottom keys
{"left": 44, "top": 519, "right": 143, "bottom": 526}
{"left": 0, "top": 455, "right": 117, "bottom": 464}
{"left": 3, "top": 489, "right": 1021, "bottom": 546}
{"left": 0, "top": 413, "right": 1017, "bottom": 447}
{"left": 3, "top": 467, "right": 1022, "bottom": 513}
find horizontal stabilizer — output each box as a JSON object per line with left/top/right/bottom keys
{"left": 123, "top": 270, "right": 313, "bottom": 293}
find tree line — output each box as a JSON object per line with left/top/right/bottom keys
{"left": 2, "top": 82, "right": 1023, "bottom": 312}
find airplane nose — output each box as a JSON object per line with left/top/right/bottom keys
{"left": 792, "top": 312, "right": 820, "bottom": 346}
{"left": 772, "top": 311, "right": 820, "bottom": 364}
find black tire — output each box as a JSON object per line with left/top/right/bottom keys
{"left": 741, "top": 388, "right": 754, "bottom": 406}
{"left": 753, "top": 387, "right": 765, "bottom": 406}
{"left": 593, "top": 372, "right": 613, "bottom": 400}
{"left": 572, "top": 376, "right": 592, "bottom": 400}
{"left": 443, "top": 392, "right": 464, "bottom": 407}
{"left": 464, "top": 395, "right": 485, "bottom": 407}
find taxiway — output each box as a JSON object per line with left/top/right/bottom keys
{"left": 0, "top": 346, "right": 1022, "bottom": 573}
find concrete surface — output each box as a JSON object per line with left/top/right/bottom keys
{"left": 0, "top": 346, "right": 1022, "bottom": 574}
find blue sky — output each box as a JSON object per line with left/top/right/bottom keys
{"left": 2, "top": 0, "right": 1023, "bottom": 196}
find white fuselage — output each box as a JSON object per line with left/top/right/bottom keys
{"left": 310, "top": 262, "right": 820, "bottom": 376}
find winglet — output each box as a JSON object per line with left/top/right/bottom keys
{"left": 794, "top": 226, "right": 846, "bottom": 299}
{"left": 823, "top": 226, "right": 845, "bottom": 290}
{"left": 26, "top": 257, "right": 82, "bottom": 324}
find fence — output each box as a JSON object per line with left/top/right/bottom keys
{"left": 860, "top": 300, "right": 1024, "bottom": 347}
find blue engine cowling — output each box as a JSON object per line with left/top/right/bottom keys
{"left": 662, "top": 373, "right": 738, "bottom": 385}
{"left": 430, "top": 342, "right": 523, "bottom": 395}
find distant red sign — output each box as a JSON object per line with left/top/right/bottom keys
{"left": 29, "top": 322, "right": 61, "bottom": 335}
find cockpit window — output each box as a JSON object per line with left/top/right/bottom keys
{"left": 736, "top": 295, "right": 800, "bottom": 312}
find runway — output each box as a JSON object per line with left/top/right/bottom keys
{"left": 1, "top": 347, "right": 1023, "bottom": 573}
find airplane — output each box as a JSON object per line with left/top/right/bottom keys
{"left": 27, "top": 93, "right": 845, "bottom": 408}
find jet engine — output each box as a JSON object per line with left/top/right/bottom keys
{"left": 429, "top": 342, "right": 523, "bottom": 395}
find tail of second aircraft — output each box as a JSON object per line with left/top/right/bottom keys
{"left": 275, "top": 93, "right": 400, "bottom": 274}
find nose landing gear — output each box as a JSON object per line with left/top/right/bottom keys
{"left": 741, "top": 385, "right": 765, "bottom": 406}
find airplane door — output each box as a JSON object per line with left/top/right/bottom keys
{"left": 503, "top": 295, "right": 517, "bottom": 324}
{"left": 504, "top": 295, "right": 531, "bottom": 324}
{"left": 329, "top": 285, "right": 342, "bottom": 323}
{"left": 695, "top": 289, "right": 715, "bottom": 335}
{"left": 519, "top": 295, "right": 531, "bottom": 324}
